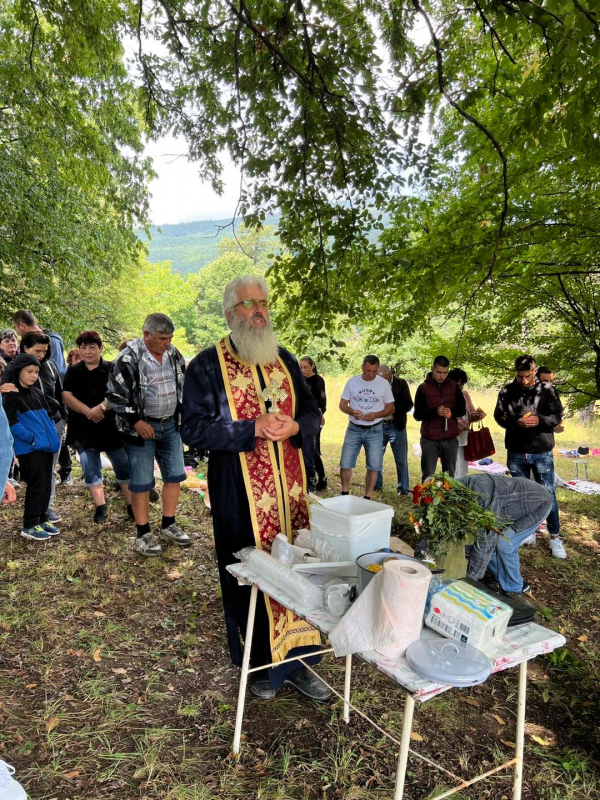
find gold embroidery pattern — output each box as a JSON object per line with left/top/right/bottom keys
{"left": 217, "top": 338, "right": 319, "bottom": 661}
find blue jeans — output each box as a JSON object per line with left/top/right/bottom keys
{"left": 124, "top": 419, "right": 186, "bottom": 493}
{"left": 340, "top": 423, "right": 384, "bottom": 472}
{"left": 374, "top": 422, "right": 409, "bottom": 492}
{"left": 78, "top": 446, "right": 130, "bottom": 488}
{"left": 507, "top": 451, "right": 560, "bottom": 536}
{"left": 488, "top": 524, "right": 538, "bottom": 593}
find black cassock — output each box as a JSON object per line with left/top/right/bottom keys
{"left": 181, "top": 342, "right": 322, "bottom": 688}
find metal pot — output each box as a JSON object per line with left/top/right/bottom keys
{"left": 355, "top": 551, "right": 424, "bottom": 596}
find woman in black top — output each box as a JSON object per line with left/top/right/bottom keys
{"left": 62, "top": 331, "right": 131, "bottom": 523}
{"left": 300, "top": 357, "right": 327, "bottom": 491}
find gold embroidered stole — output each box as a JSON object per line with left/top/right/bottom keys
{"left": 217, "top": 336, "right": 320, "bottom": 662}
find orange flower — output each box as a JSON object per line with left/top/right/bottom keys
{"left": 443, "top": 481, "right": 450, "bottom": 490}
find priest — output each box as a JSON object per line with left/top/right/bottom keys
{"left": 181, "top": 275, "right": 328, "bottom": 700}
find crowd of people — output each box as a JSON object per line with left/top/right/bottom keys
{"left": 1, "top": 277, "right": 568, "bottom": 705}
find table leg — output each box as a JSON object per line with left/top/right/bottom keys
{"left": 232, "top": 584, "right": 258, "bottom": 757}
{"left": 343, "top": 654, "right": 352, "bottom": 723}
{"left": 393, "top": 692, "right": 415, "bottom": 800}
{"left": 512, "top": 660, "right": 527, "bottom": 800}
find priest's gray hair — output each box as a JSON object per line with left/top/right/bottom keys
{"left": 223, "top": 275, "right": 269, "bottom": 318}
{"left": 143, "top": 313, "right": 175, "bottom": 335}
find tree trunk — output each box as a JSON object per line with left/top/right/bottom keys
{"left": 579, "top": 400, "right": 596, "bottom": 424}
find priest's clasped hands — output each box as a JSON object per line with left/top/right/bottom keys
{"left": 255, "top": 412, "right": 300, "bottom": 441}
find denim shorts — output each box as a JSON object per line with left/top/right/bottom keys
{"left": 340, "top": 422, "right": 384, "bottom": 472}
{"left": 124, "top": 419, "right": 186, "bottom": 493}
{"left": 78, "top": 447, "right": 130, "bottom": 488}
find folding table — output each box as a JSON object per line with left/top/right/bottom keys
{"left": 227, "top": 562, "right": 565, "bottom": 800}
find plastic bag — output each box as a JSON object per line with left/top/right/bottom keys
{"left": 235, "top": 547, "right": 323, "bottom": 610}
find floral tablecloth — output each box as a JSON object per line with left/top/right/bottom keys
{"left": 228, "top": 562, "right": 566, "bottom": 702}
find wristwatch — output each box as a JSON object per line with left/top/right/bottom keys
{"left": 100, "top": 403, "right": 108, "bottom": 412}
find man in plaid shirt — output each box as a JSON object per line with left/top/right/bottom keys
{"left": 461, "top": 474, "right": 552, "bottom": 597}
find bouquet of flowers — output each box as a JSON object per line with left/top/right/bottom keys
{"left": 410, "top": 473, "right": 506, "bottom": 558}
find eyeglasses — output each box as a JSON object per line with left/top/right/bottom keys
{"left": 234, "top": 299, "right": 270, "bottom": 310}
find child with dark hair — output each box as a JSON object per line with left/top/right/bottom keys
{"left": 1, "top": 354, "right": 61, "bottom": 541}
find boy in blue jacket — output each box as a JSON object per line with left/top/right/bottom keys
{"left": 1, "top": 354, "right": 61, "bottom": 541}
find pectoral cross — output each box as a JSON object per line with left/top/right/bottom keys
{"left": 261, "top": 380, "right": 288, "bottom": 414}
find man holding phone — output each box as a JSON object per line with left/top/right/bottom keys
{"left": 494, "top": 355, "right": 566, "bottom": 559}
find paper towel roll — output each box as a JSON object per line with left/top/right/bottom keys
{"left": 329, "top": 559, "right": 431, "bottom": 658}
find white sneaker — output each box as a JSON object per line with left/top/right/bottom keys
{"left": 0, "top": 760, "right": 27, "bottom": 800}
{"left": 549, "top": 538, "right": 567, "bottom": 559}
{"left": 522, "top": 532, "right": 537, "bottom": 546}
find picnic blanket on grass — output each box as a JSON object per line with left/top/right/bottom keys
{"left": 468, "top": 460, "right": 509, "bottom": 476}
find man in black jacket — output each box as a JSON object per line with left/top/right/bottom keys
{"left": 494, "top": 354, "right": 566, "bottom": 559}
{"left": 374, "top": 364, "right": 414, "bottom": 495}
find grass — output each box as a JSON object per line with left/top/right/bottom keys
{"left": 0, "top": 383, "right": 599, "bottom": 798}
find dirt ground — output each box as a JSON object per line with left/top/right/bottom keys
{"left": 0, "top": 452, "right": 599, "bottom": 800}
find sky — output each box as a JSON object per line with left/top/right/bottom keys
{"left": 145, "top": 135, "right": 241, "bottom": 225}
{"left": 143, "top": 19, "right": 432, "bottom": 227}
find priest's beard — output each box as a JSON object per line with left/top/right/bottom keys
{"left": 230, "top": 315, "right": 279, "bottom": 366}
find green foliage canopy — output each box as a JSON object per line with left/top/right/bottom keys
{"left": 0, "top": 0, "right": 152, "bottom": 337}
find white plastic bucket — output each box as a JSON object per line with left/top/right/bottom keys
{"left": 309, "top": 496, "right": 394, "bottom": 561}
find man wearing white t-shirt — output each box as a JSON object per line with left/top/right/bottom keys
{"left": 339, "top": 355, "right": 395, "bottom": 499}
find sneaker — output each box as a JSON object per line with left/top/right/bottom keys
{"left": 550, "top": 538, "right": 567, "bottom": 559}
{"left": 308, "top": 478, "right": 318, "bottom": 494}
{"left": 537, "top": 521, "right": 548, "bottom": 534}
{"left": 159, "top": 523, "right": 192, "bottom": 547}
{"left": 60, "top": 475, "right": 74, "bottom": 486}
{"left": 0, "top": 760, "right": 27, "bottom": 800}
{"left": 93, "top": 505, "right": 108, "bottom": 523}
{"left": 46, "top": 509, "right": 61, "bottom": 523}
{"left": 522, "top": 532, "right": 537, "bottom": 546}
{"left": 20, "top": 525, "right": 51, "bottom": 542}
{"left": 284, "top": 668, "right": 331, "bottom": 701}
{"left": 520, "top": 581, "right": 531, "bottom": 593}
{"left": 315, "top": 478, "right": 328, "bottom": 491}
{"left": 149, "top": 488, "right": 160, "bottom": 503}
{"left": 40, "top": 522, "right": 61, "bottom": 536}
{"left": 8, "top": 478, "right": 20, "bottom": 489}
{"left": 502, "top": 588, "right": 536, "bottom": 605}
{"left": 134, "top": 532, "right": 163, "bottom": 557}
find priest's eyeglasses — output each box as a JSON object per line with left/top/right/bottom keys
{"left": 234, "top": 299, "right": 270, "bottom": 310}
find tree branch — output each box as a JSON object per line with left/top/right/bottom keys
{"left": 473, "top": 0, "right": 517, "bottom": 63}
{"left": 412, "top": 0, "right": 509, "bottom": 356}
{"left": 571, "top": 0, "right": 600, "bottom": 38}
{"left": 28, "top": 1, "right": 40, "bottom": 70}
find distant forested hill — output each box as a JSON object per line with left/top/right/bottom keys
{"left": 139, "top": 215, "right": 280, "bottom": 274}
